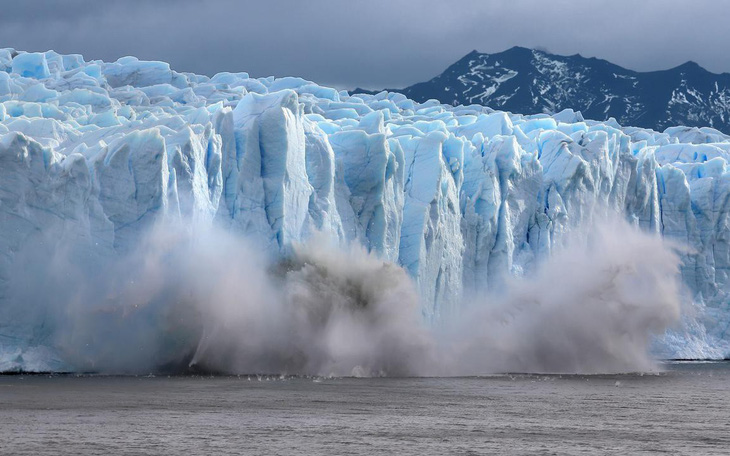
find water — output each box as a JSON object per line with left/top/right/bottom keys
{"left": 1, "top": 362, "right": 729, "bottom": 455}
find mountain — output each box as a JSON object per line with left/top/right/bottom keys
{"left": 367, "top": 47, "right": 730, "bottom": 134}
{"left": 2, "top": 48, "right": 730, "bottom": 373}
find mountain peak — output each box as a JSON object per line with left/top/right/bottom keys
{"left": 500, "top": 46, "right": 533, "bottom": 56}
{"left": 453, "top": 49, "right": 483, "bottom": 65}
{"left": 390, "top": 47, "right": 730, "bottom": 134}
{"left": 675, "top": 60, "right": 703, "bottom": 72}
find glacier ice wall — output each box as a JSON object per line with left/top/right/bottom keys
{"left": 1, "top": 49, "right": 730, "bottom": 371}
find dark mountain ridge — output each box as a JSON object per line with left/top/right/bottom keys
{"left": 356, "top": 47, "right": 730, "bottom": 134}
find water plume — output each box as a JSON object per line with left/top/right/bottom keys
{"left": 3, "top": 216, "right": 687, "bottom": 375}
{"left": 188, "top": 235, "right": 434, "bottom": 377}
{"left": 443, "top": 218, "right": 684, "bottom": 374}
{"left": 18, "top": 226, "right": 431, "bottom": 376}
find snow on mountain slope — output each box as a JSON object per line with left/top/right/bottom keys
{"left": 1, "top": 49, "right": 730, "bottom": 371}
{"left": 387, "top": 47, "right": 730, "bottom": 135}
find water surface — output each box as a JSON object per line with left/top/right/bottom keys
{"left": 1, "top": 362, "right": 729, "bottom": 455}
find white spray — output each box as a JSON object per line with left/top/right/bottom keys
{"left": 442, "top": 218, "right": 683, "bottom": 374}
{"left": 4, "top": 216, "right": 686, "bottom": 375}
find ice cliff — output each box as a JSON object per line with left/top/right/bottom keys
{"left": 1, "top": 49, "right": 729, "bottom": 371}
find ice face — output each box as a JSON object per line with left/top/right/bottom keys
{"left": 1, "top": 49, "right": 730, "bottom": 371}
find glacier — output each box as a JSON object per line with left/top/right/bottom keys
{"left": 1, "top": 49, "right": 730, "bottom": 372}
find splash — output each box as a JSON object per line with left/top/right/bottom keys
{"left": 443, "top": 218, "right": 683, "bottom": 374}
{"left": 3, "top": 217, "right": 688, "bottom": 375}
{"left": 6, "top": 226, "right": 431, "bottom": 376}
{"left": 188, "top": 235, "right": 434, "bottom": 377}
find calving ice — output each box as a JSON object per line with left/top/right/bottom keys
{"left": 0, "top": 49, "right": 728, "bottom": 374}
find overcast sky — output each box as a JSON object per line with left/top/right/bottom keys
{"left": 1, "top": 0, "right": 729, "bottom": 89}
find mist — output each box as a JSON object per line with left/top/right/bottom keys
{"left": 444, "top": 219, "right": 683, "bottom": 374}
{"left": 4, "top": 215, "right": 687, "bottom": 376}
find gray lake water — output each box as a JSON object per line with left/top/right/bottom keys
{"left": 1, "top": 362, "right": 729, "bottom": 455}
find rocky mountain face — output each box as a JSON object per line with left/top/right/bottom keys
{"left": 366, "top": 47, "right": 730, "bottom": 134}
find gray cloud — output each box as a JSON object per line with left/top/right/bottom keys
{"left": 1, "top": 0, "right": 728, "bottom": 89}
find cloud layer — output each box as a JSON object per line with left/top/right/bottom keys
{"left": 2, "top": 1, "right": 728, "bottom": 90}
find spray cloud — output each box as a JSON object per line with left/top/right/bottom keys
{"left": 3, "top": 215, "right": 686, "bottom": 376}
